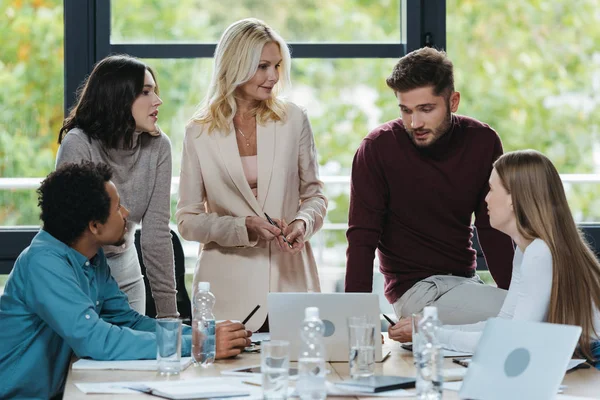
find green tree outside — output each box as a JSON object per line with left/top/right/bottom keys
{"left": 1, "top": 0, "right": 599, "bottom": 262}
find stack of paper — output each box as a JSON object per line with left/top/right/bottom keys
{"left": 72, "top": 357, "right": 193, "bottom": 371}
{"left": 76, "top": 377, "right": 263, "bottom": 399}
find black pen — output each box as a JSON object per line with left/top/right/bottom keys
{"left": 382, "top": 313, "right": 396, "bottom": 326}
{"left": 242, "top": 305, "right": 261, "bottom": 325}
{"left": 264, "top": 213, "right": 293, "bottom": 248}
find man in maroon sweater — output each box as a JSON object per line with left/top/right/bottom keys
{"left": 345, "top": 47, "right": 514, "bottom": 325}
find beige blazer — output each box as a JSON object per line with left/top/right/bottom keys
{"left": 176, "top": 102, "right": 328, "bottom": 332}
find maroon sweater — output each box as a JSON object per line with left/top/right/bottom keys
{"left": 345, "top": 115, "right": 514, "bottom": 304}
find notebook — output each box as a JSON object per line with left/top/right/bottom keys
{"left": 72, "top": 357, "right": 193, "bottom": 371}
{"left": 124, "top": 379, "right": 250, "bottom": 399}
{"left": 334, "top": 376, "right": 416, "bottom": 393}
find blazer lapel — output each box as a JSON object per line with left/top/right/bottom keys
{"left": 257, "top": 121, "right": 276, "bottom": 210}
{"left": 215, "top": 127, "right": 263, "bottom": 216}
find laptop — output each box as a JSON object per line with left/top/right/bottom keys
{"left": 268, "top": 293, "right": 384, "bottom": 362}
{"left": 459, "top": 318, "right": 582, "bottom": 400}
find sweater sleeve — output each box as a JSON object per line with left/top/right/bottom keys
{"left": 55, "top": 130, "right": 92, "bottom": 167}
{"left": 345, "top": 138, "right": 388, "bottom": 293}
{"left": 474, "top": 134, "right": 514, "bottom": 289}
{"left": 511, "top": 241, "right": 553, "bottom": 322}
{"left": 437, "top": 327, "right": 483, "bottom": 354}
{"left": 293, "top": 109, "right": 328, "bottom": 241}
{"left": 176, "top": 126, "right": 258, "bottom": 247}
{"left": 140, "top": 135, "right": 178, "bottom": 318}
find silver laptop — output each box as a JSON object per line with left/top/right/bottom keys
{"left": 268, "top": 293, "right": 383, "bottom": 362}
{"left": 459, "top": 318, "right": 582, "bottom": 400}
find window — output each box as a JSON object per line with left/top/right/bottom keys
{"left": 447, "top": 0, "right": 600, "bottom": 220}
{"left": 0, "top": 0, "right": 64, "bottom": 226}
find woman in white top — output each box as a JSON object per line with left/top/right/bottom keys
{"left": 176, "top": 18, "right": 327, "bottom": 332}
{"left": 389, "top": 150, "right": 600, "bottom": 367}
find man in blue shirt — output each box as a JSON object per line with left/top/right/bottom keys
{"left": 0, "top": 162, "right": 252, "bottom": 399}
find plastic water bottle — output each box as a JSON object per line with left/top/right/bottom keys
{"left": 297, "top": 307, "right": 327, "bottom": 400}
{"left": 416, "top": 306, "right": 443, "bottom": 400}
{"left": 192, "top": 282, "right": 216, "bottom": 366}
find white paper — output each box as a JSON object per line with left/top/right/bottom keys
{"left": 250, "top": 332, "right": 270, "bottom": 343}
{"left": 76, "top": 377, "right": 267, "bottom": 398}
{"left": 442, "top": 367, "right": 468, "bottom": 381}
{"left": 443, "top": 381, "right": 568, "bottom": 393}
{"left": 566, "top": 359, "right": 586, "bottom": 371}
{"left": 302, "top": 382, "right": 414, "bottom": 397}
{"left": 442, "top": 349, "right": 472, "bottom": 358}
{"left": 75, "top": 382, "right": 143, "bottom": 394}
{"left": 73, "top": 357, "right": 193, "bottom": 371}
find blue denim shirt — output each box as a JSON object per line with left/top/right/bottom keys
{"left": 592, "top": 341, "right": 600, "bottom": 370}
{"left": 0, "top": 230, "right": 191, "bottom": 399}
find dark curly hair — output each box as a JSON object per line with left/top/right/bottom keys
{"left": 38, "top": 161, "right": 113, "bottom": 246}
{"left": 58, "top": 54, "right": 159, "bottom": 149}
{"left": 386, "top": 47, "right": 454, "bottom": 97}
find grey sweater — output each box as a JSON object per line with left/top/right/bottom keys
{"left": 56, "top": 128, "right": 178, "bottom": 317}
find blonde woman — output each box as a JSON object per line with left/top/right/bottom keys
{"left": 176, "top": 18, "right": 327, "bottom": 332}
{"left": 390, "top": 150, "right": 600, "bottom": 367}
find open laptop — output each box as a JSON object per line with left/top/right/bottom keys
{"left": 459, "top": 318, "right": 582, "bottom": 400}
{"left": 268, "top": 293, "right": 384, "bottom": 362}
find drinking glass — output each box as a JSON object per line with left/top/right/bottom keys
{"left": 156, "top": 318, "right": 182, "bottom": 375}
{"left": 347, "top": 316, "right": 376, "bottom": 379}
{"left": 261, "top": 340, "right": 290, "bottom": 399}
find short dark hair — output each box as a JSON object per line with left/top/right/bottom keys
{"left": 386, "top": 47, "right": 454, "bottom": 97}
{"left": 38, "top": 161, "right": 113, "bottom": 246}
{"left": 58, "top": 54, "right": 159, "bottom": 149}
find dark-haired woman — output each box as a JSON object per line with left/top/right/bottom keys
{"left": 56, "top": 54, "right": 177, "bottom": 318}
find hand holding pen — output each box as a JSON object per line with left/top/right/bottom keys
{"left": 265, "top": 213, "right": 305, "bottom": 254}
{"left": 244, "top": 216, "right": 283, "bottom": 242}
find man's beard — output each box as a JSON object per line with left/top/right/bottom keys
{"left": 406, "top": 108, "right": 452, "bottom": 148}
{"left": 112, "top": 222, "right": 127, "bottom": 246}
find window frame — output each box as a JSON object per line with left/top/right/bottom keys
{"left": 63, "top": 0, "right": 447, "bottom": 113}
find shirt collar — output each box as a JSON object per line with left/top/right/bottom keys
{"left": 37, "top": 229, "right": 99, "bottom": 268}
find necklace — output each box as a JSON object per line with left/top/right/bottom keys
{"left": 237, "top": 128, "right": 255, "bottom": 147}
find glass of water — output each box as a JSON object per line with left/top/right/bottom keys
{"left": 261, "top": 340, "right": 290, "bottom": 399}
{"left": 156, "top": 318, "right": 182, "bottom": 375}
{"left": 347, "top": 316, "right": 376, "bottom": 379}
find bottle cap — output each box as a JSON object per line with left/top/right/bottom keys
{"left": 423, "top": 306, "right": 438, "bottom": 319}
{"left": 198, "top": 282, "right": 210, "bottom": 292}
{"left": 305, "top": 306, "right": 319, "bottom": 319}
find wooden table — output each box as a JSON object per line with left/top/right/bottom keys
{"left": 63, "top": 339, "right": 600, "bottom": 399}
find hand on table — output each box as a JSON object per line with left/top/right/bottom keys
{"left": 388, "top": 317, "right": 413, "bottom": 343}
{"left": 215, "top": 321, "right": 252, "bottom": 359}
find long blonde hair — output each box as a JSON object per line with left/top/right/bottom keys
{"left": 191, "top": 18, "right": 291, "bottom": 133}
{"left": 494, "top": 150, "right": 600, "bottom": 361}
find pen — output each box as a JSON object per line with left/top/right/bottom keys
{"left": 242, "top": 304, "right": 261, "bottom": 325}
{"left": 264, "top": 213, "right": 293, "bottom": 248}
{"left": 382, "top": 313, "right": 396, "bottom": 326}
{"left": 242, "top": 381, "right": 261, "bottom": 387}
{"left": 381, "top": 351, "right": 392, "bottom": 362}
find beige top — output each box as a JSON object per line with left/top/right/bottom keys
{"left": 240, "top": 155, "right": 258, "bottom": 198}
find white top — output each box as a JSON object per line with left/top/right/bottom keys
{"left": 423, "top": 306, "right": 438, "bottom": 319}
{"left": 437, "top": 239, "right": 600, "bottom": 352}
